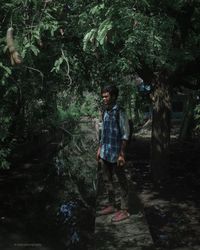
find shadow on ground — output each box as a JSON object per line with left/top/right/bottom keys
{"left": 126, "top": 136, "right": 200, "bottom": 250}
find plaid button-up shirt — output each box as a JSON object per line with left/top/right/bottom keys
{"left": 100, "top": 104, "right": 130, "bottom": 163}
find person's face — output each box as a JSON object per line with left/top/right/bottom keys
{"left": 102, "top": 92, "right": 112, "bottom": 106}
{"left": 102, "top": 92, "right": 116, "bottom": 109}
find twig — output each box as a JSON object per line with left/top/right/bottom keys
{"left": 61, "top": 49, "right": 72, "bottom": 86}
{"left": 23, "top": 66, "right": 44, "bottom": 83}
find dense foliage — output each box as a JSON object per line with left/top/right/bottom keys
{"left": 1, "top": 0, "right": 200, "bottom": 170}
{"left": 0, "top": 0, "right": 96, "bottom": 168}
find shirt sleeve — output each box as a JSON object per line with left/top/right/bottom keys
{"left": 119, "top": 109, "right": 130, "bottom": 141}
{"left": 99, "top": 121, "right": 103, "bottom": 145}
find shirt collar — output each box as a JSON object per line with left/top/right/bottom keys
{"left": 112, "top": 104, "right": 118, "bottom": 110}
{"left": 105, "top": 103, "right": 118, "bottom": 112}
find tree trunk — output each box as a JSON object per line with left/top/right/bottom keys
{"left": 151, "top": 81, "right": 171, "bottom": 183}
{"left": 179, "top": 93, "right": 195, "bottom": 141}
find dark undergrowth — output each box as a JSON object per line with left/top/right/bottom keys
{"left": 0, "top": 120, "right": 97, "bottom": 250}
{"left": 127, "top": 137, "right": 200, "bottom": 250}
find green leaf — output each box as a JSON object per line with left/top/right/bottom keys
{"left": 30, "top": 45, "right": 39, "bottom": 56}
{"left": 83, "top": 28, "right": 97, "bottom": 51}
{"left": 0, "top": 62, "right": 12, "bottom": 76}
{"left": 97, "top": 19, "right": 112, "bottom": 45}
{"left": 90, "top": 3, "right": 105, "bottom": 15}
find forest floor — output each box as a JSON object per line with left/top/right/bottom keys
{"left": 126, "top": 123, "right": 200, "bottom": 250}
{"left": 0, "top": 119, "right": 200, "bottom": 250}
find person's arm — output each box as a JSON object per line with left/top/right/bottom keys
{"left": 117, "top": 110, "right": 130, "bottom": 166}
{"left": 96, "top": 146, "right": 101, "bottom": 161}
{"left": 119, "top": 139, "right": 128, "bottom": 157}
{"left": 117, "top": 140, "right": 127, "bottom": 166}
{"left": 96, "top": 118, "right": 103, "bottom": 162}
{"left": 119, "top": 109, "right": 130, "bottom": 141}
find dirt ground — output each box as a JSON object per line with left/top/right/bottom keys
{"left": 126, "top": 131, "right": 200, "bottom": 250}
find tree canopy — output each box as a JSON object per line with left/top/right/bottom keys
{"left": 1, "top": 0, "right": 200, "bottom": 169}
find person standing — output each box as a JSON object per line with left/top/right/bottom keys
{"left": 96, "top": 85, "right": 130, "bottom": 222}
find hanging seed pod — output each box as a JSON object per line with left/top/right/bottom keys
{"left": 6, "top": 27, "right": 22, "bottom": 65}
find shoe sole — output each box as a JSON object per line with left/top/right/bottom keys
{"left": 96, "top": 208, "right": 116, "bottom": 216}
{"left": 111, "top": 213, "right": 130, "bottom": 223}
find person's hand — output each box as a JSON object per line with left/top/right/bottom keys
{"left": 96, "top": 147, "right": 101, "bottom": 162}
{"left": 117, "top": 155, "right": 125, "bottom": 167}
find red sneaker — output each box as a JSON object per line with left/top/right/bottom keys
{"left": 98, "top": 205, "right": 115, "bottom": 215}
{"left": 111, "top": 210, "right": 130, "bottom": 222}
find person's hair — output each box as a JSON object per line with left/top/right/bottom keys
{"left": 101, "top": 85, "right": 119, "bottom": 99}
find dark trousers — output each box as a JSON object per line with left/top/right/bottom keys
{"left": 100, "top": 159, "right": 129, "bottom": 210}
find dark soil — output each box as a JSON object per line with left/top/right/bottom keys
{"left": 127, "top": 136, "right": 200, "bottom": 250}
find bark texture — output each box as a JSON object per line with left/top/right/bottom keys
{"left": 151, "top": 80, "right": 171, "bottom": 183}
